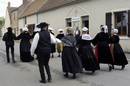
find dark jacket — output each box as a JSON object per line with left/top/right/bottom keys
{"left": 2, "top": 32, "right": 16, "bottom": 46}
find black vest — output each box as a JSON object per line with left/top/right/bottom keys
{"left": 36, "top": 30, "right": 51, "bottom": 54}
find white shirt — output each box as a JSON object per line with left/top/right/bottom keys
{"left": 30, "top": 33, "right": 61, "bottom": 56}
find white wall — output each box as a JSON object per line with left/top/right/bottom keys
{"left": 38, "top": 0, "right": 130, "bottom": 52}
{"left": 26, "top": 15, "right": 37, "bottom": 24}
{"left": 19, "top": 15, "right": 37, "bottom": 30}
{"left": 18, "top": 18, "right": 25, "bottom": 29}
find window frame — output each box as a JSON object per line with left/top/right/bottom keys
{"left": 66, "top": 18, "right": 72, "bottom": 27}
{"left": 114, "top": 11, "right": 128, "bottom": 36}
{"left": 81, "top": 15, "right": 89, "bottom": 33}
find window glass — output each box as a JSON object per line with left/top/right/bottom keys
{"left": 115, "top": 11, "right": 128, "bottom": 36}
{"left": 66, "top": 18, "right": 72, "bottom": 27}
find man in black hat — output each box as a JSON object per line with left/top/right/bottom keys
{"left": 2, "top": 27, "right": 16, "bottom": 63}
{"left": 31, "top": 22, "right": 56, "bottom": 83}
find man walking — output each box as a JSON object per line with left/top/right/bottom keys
{"left": 2, "top": 27, "right": 16, "bottom": 63}
{"left": 31, "top": 22, "right": 59, "bottom": 83}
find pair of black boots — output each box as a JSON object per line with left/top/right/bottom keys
{"left": 40, "top": 78, "right": 52, "bottom": 83}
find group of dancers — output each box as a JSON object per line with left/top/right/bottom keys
{"left": 56, "top": 25, "right": 128, "bottom": 79}
{"left": 2, "top": 22, "right": 128, "bottom": 83}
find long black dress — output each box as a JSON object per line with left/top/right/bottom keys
{"left": 61, "top": 35, "right": 82, "bottom": 74}
{"left": 78, "top": 37, "right": 100, "bottom": 72}
{"left": 17, "top": 31, "right": 34, "bottom": 62}
{"left": 110, "top": 35, "right": 128, "bottom": 66}
{"left": 92, "top": 32, "right": 113, "bottom": 66}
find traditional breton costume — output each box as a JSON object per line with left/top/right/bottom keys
{"left": 56, "top": 29, "right": 64, "bottom": 57}
{"left": 61, "top": 27, "right": 82, "bottom": 79}
{"left": 31, "top": 22, "right": 61, "bottom": 83}
{"left": 92, "top": 25, "right": 113, "bottom": 71}
{"left": 78, "top": 27, "right": 99, "bottom": 73}
{"left": 16, "top": 25, "right": 34, "bottom": 62}
{"left": 110, "top": 29, "right": 128, "bottom": 70}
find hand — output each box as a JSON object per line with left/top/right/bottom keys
{"left": 31, "top": 53, "right": 34, "bottom": 57}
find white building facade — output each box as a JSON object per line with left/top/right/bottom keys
{"left": 37, "top": 0, "right": 130, "bottom": 52}
{"left": 18, "top": 14, "right": 37, "bottom": 29}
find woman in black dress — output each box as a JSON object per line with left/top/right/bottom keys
{"left": 78, "top": 27, "right": 99, "bottom": 73}
{"left": 16, "top": 25, "right": 34, "bottom": 62}
{"left": 110, "top": 29, "right": 128, "bottom": 70}
{"left": 61, "top": 27, "right": 82, "bottom": 79}
{"left": 92, "top": 25, "right": 113, "bottom": 71}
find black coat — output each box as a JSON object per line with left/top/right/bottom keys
{"left": 110, "top": 35, "right": 128, "bottom": 66}
{"left": 92, "top": 32, "right": 113, "bottom": 64}
{"left": 2, "top": 32, "right": 16, "bottom": 46}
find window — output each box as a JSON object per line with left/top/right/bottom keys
{"left": 114, "top": 11, "right": 128, "bottom": 36}
{"left": 81, "top": 16, "right": 89, "bottom": 33}
{"left": 106, "top": 11, "right": 130, "bottom": 37}
{"left": 66, "top": 18, "right": 72, "bottom": 27}
{"left": 82, "top": 16, "right": 89, "bottom": 29}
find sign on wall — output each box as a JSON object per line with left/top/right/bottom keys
{"left": 72, "top": 17, "right": 80, "bottom": 22}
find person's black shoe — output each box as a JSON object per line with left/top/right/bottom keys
{"left": 64, "top": 73, "right": 69, "bottom": 78}
{"left": 39, "top": 80, "right": 46, "bottom": 83}
{"left": 109, "top": 65, "right": 112, "bottom": 71}
{"left": 112, "top": 65, "right": 114, "bottom": 69}
{"left": 12, "top": 60, "right": 16, "bottom": 63}
{"left": 7, "top": 61, "right": 10, "bottom": 63}
{"left": 92, "top": 70, "right": 95, "bottom": 74}
{"left": 121, "top": 65, "right": 125, "bottom": 70}
{"left": 72, "top": 74, "right": 76, "bottom": 79}
{"left": 48, "top": 78, "right": 52, "bottom": 82}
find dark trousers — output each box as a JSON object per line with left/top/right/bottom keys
{"left": 6, "top": 45, "right": 15, "bottom": 63}
{"left": 37, "top": 53, "right": 51, "bottom": 81}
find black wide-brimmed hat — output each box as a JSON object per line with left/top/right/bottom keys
{"left": 37, "top": 22, "right": 49, "bottom": 28}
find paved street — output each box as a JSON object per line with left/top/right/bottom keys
{"left": 0, "top": 39, "right": 130, "bottom": 86}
